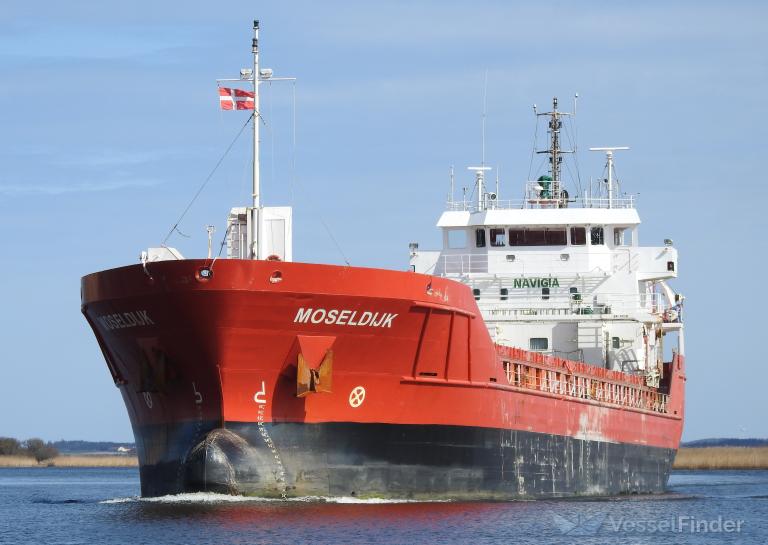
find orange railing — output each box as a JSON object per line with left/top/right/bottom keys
{"left": 496, "top": 346, "right": 669, "bottom": 414}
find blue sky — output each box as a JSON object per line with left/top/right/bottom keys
{"left": 0, "top": 1, "right": 765, "bottom": 441}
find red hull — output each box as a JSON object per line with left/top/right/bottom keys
{"left": 81, "top": 259, "right": 684, "bottom": 497}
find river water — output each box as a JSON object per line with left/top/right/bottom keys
{"left": 1, "top": 468, "right": 766, "bottom": 544}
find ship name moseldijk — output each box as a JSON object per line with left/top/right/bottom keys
{"left": 294, "top": 308, "right": 398, "bottom": 328}
{"left": 98, "top": 310, "right": 154, "bottom": 331}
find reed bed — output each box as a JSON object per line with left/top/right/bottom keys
{"left": 674, "top": 447, "right": 768, "bottom": 470}
{"left": 0, "top": 455, "right": 138, "bottom": 467}
{"left": 50, "top": 455, "right": 138, "bottom": 467}
{"left": 4, "top": 449, "right": 767, "bottom": 470}
{"left": 0, "top": 455, "right": 38, "bottom": 467}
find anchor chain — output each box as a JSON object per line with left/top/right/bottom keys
{"left": 256, "top": 402, "right": 288, "bottom": 498}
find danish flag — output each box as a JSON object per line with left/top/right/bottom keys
{"left": 218, "top": 87, "right": 255, "bottom": 110}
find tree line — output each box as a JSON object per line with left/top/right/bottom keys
{"left": 0, "top": 437, "right": 59, "bottom": 462}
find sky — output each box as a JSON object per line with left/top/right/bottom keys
{"left": 0, "top": 1, "right": 765, "bottom": 442}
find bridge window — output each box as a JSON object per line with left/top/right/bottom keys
{"left": 500, "top": 288, "right": 508, "bottom": 301}
{"left": 509, "top": 228, "right": 567, "bottom": 246}
{"left": 509, "top": 229, "right": 525, "bottom": 245}
{"left": 473, "top": 288, "right": 481, "bottom": 300}
{"left": 546, "top": 228, "right": 567, "bottom": 245}
{"left": 490, "top": 228, "right": 506, "bottom": 247}
{"left": 570, "top": 227, "right": 586, "bottom": 245}
{"left": 590, "top": 226, "right": 605, "bottom": 245}
{"left": 475, "top": 229, "right": 486, "bottom": 248}
{"left": 447, "top": 230, "right": 467, "bottom": 249}
{"left": 529, "top": 338, "right": 548, "bottom": 351}
{"left": 526, "top": 229, "right": 546, "bottom": 246}
{"left": 613, "top": 227, "right": 631, "bottom": 246}
{"left": 541, "top": 287, "right": 550, "bottom": 300}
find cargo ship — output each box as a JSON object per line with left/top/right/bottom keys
{"left": 81, "top": 21, "right": 685, "bottom": 499}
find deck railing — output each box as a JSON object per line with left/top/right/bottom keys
{"left": 479, "top": 291, "right": 668, "bottom": 317}
{"left": 446, "top": 193, "right": 636, "bottom": 212}
{"left": 496, "top": 346, "right": 669, "bottom": 414}
{"left": 434, "top": 251, "right": 620, "bottom": 276}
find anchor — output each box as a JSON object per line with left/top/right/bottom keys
{"left": 289, "top": 334, "right": 335, "bottom": 397}
{"left": 297, "top": 350, "right": 333, "bottom": 397}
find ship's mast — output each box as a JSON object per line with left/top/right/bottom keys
{"left": 216, "top": 22, "right": 294, "bottom": 260}
{"left": 251, "top": 20, "right": 261, "bottom": 259}
{"left": 551, "top": 97, "right": 561, "bottom": 183}
{"left": 252, "top": 20, "right": 261, "bottom": 211}
{"left": 535, "top": 97, "right": 574, "bottom": 203}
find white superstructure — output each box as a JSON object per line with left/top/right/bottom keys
{"left": 410, "top": 98, "right": 684, "bottom": 387}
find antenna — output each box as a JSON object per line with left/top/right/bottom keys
{"left": 462, "top": 73, "right": 495, "bottom": 211}
{"left": 589, "top": 147, "right": 629, "bottom": 208}
{"left": 482, "top": 70, "right": 488, "bottom": 167}
{"left": 572, "top": 93, "right": 579, "bottom": 152}
{"left": 449, "top": 165, "right": 455, "bottom": 204}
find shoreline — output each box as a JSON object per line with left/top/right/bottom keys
{"left": 673, "top": 446, "right": 768, "bottom": 470}
{"left": 0, "top": 455, "right": 138, "bottom": 468}
{"left": 2, "top": 446, "right": 767, "bottom": 470}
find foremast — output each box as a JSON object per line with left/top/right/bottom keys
{"left": 217, "top": 21, "right": 295, "bottom": 262}
{"left": 250, "top": 20, "right": 261, "bottom": 258}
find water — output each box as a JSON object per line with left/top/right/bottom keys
{"left": 1, "top": 468, "right": 767, "bottom": 544}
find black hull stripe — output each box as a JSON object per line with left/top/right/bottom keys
{"left": 135, "top": 421, "right": 675, "bottom": 499}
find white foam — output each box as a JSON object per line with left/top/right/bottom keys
{"left": 100, "top": 492, "right": 450, "bottom": 505}
{"left": 100, "top": 497, "right": 138, "bottom": 504}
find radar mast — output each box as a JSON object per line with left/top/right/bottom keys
{"left": 533, "top": 97, "right": 575, "bottom": 206}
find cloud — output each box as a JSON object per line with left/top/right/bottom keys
{"left": 49, "top": 150, "right": 184, "bottom": 169}
{"left": 0, "top": 178, "right": 163, "bottom": 196}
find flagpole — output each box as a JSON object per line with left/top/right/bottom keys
{"left": 252, "top": 20, "right": 260, "bottom": 259}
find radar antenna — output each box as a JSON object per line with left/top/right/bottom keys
{"left": 467, "top": 166, "right": 493, "bottom": 210}
{"left": 589, "top": 147, "right": 629, "bottom": 209}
